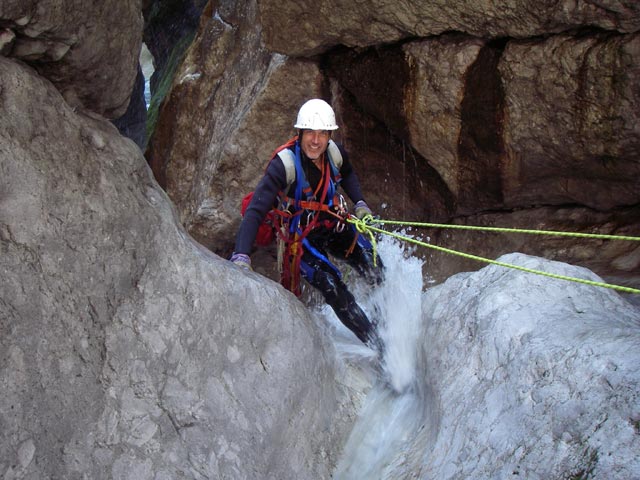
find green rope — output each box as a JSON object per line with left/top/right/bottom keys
{"left": 374, "top": 219, "right": 640, "bottom": 242}
{"left": 353, "top": 216, "right": 379, "bottom": 267}
{"left": 348, "top": 216, "right": 640, "bottom": 295}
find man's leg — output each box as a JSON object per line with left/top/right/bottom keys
{"left": 300, "top": 255, "right": 375, "bottom": 345}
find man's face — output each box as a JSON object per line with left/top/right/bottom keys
{"left": 300, "top": 129, "right": 330, "bottom": 160}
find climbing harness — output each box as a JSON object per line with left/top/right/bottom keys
{"left": 278, "top": 140, "right": 350, "bottom": 295}
{"left": 240, "top": 137, "right": 344, "bottom": 243}
{"left": 241, "top": 137, "right": 351, "bottom": 296}
{"left": 348, "top": 215, "right": 640, "bottom": 295}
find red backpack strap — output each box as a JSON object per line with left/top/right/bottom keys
{"left": 270, "top": 136, "right": 298, "bottom": 161}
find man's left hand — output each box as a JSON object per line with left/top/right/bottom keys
{"left": 230, "top": 253, "right": 252, "bottom": 270}
{"left": 354, "top": 200, "right": 372, "bottom": 220}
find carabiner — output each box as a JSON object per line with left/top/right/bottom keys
{"left": 306, "top": 211, "right": 315, "bottom": 226}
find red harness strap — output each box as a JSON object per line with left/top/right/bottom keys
{"left": 278, "top": 158, "right": 339, "bottom": 296}
{"left": 270, "top": 136, "right": 298, "bottom": 159}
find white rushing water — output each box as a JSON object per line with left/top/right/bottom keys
{"left": 314, "top": 236, "right": 640, "bottom": 479}
{"left": 317, "top": 236, "right": 435, "bottom": 479}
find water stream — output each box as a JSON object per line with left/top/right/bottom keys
{"left": 318, "top": 237, "right": 437, "bottom": 479}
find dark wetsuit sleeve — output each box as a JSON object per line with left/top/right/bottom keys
{"left": 234, "top": 157, "right": 288, "bottom": 255}
{"left": 336, "top": 144, "right": 365, "bottom": 204}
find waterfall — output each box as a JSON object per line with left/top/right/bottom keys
{"left": 317, "top": 236, "right": 437, "bottom": 479}
{"left": 140, "top": 43, "right": 154, "bottom": 108}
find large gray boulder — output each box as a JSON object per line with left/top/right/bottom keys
{"left": 0, "top": 0, "right": 143, "bottom": 118}
{"left": 418, "top": 255, "right": 640, "bottom": 478}
{"left": 0, "top": 56, "right": 356, "bottom": 479}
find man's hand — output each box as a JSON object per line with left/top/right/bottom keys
{"left": 230, "top": 253, "right": 252, "bottom": 270}
{"left": 354, "top": 200, "right": 372, "bottom": 220}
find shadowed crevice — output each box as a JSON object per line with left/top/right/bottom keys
{"left": 457, "top": 38, "right": 507, "bottom": 214}
{"left": 323, "top": 44, "right": 412, "bottom": 142}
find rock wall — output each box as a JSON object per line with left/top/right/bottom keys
{"left": 146, "top": 0, "right": 640, "bottom": 288}
{"left": 0, "top": 51, "right": 356, "bottom": 479}
{"left": 258, "top": 0, "right": 640, "bottom": 56}
{"left": 0, "top": 0, "right": 143, "bottom": 118}
{"left": 500, "top": 33, "right": 640, "bottom": 210}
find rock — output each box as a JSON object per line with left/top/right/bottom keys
{"left": 0, "top": 27, "right": 15, "bottom": 55}
{"left": 339, "top": 252, "right": 640, "bottom": 478}
{"left": 0, "top": 0, "right": 143, "bottom": 118}
{"left": 0, "top": 56, "right": 356, "bottom": 479}
{"left": 327, "top": 35, "right": 498, "bottom": 212}
{"left": 328, "top": 79, "right": 455, "bottom": 224}
{"left": 146, "top": 0, "right": 326, "bottom": 253}
{"left": 404, "top": 36, "right": 490, "bottom": 203}
{"left": 417, "top": 253, "right": 640, "bottom": 478}
{"left": 500, "top": 32, "right": 640, "bottom": 210}
{"left": 258, "top": 0, "right": 640, "bottom": 56}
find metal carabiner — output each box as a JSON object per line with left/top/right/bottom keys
{"left": 338, "top": 194, "right": 348, "bottom": 216}
{"left": 306, "top": 210, "right": 315, "bottom": 226}
{"left": 334, "top": 194, "right": 347, "bottom": 232}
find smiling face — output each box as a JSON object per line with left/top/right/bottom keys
{"left": 300, "top": 129, "right": 330, "bottom": 160}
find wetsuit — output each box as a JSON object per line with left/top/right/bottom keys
{"left": 234, "top": 141, "right": 383, "bottom": 344}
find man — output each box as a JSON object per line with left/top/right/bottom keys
{"left": 230, "top": 98, "right": 383, "bottom": 347}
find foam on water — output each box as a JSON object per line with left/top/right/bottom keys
{"left": 321, "top": 235, "right": 425, "bottom": 390}
{"left": 370, "top": 236, "right": 424, "bottom": 393}
{"left": 317, "top": 236, "right": 432, "bottom": 479}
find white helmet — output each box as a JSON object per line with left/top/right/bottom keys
{"left": 294, "top": 98, "right": 339, "bottom": 130}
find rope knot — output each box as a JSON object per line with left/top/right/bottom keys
{"left": 352, "top": 215, "right": 370, "bottom": 233}
{"left": 348, "top": 214, "right": 379, "bottom": 267}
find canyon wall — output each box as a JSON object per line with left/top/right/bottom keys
{"left": 146, "top": 0, "right": 640, "bottom": 288}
